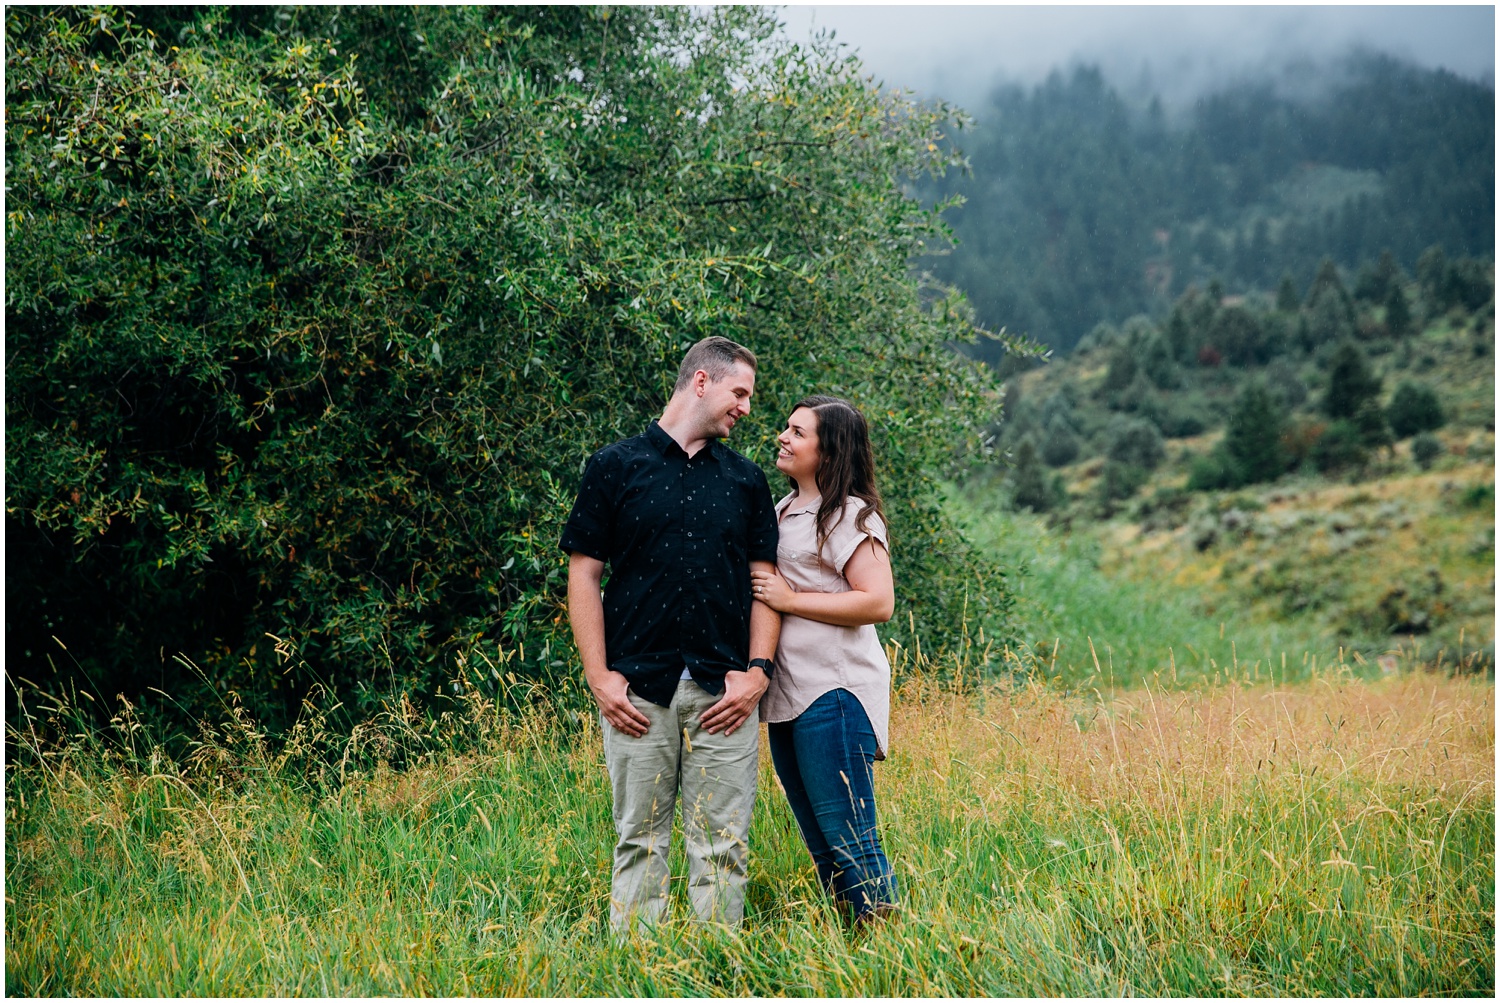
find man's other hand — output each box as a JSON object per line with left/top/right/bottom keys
{"left": 699, "top": 666, "right": 768, "bottom": 736}
{"left": 588, "top": 667, "right": 651, "bottom": 737}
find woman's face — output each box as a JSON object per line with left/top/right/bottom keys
{"left": 776, "top": 406, "right": 822, "bottom": 487}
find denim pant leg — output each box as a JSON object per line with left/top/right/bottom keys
{"left": 768, "top": 688, "right": 897, "bottom": 919}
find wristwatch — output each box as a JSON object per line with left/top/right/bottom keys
{"left": 748, "top": 657, "right": 775, "bottom": 679}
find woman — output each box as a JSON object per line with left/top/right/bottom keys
{"left": 751, "top": 395, "right": 899, "bottom": 928}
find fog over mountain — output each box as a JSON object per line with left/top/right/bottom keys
{"left": 776, "top": 5, "right": 1495, "bottom": 110}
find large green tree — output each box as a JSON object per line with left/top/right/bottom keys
{"left": 6, "top": 6, "right": 1019, "bottom": 724}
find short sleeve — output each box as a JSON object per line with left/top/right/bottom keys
{"left": 747, "top": 466, "right": 779, "bottom": 564}
{"left": 559, "top": 450, "right": 616, "bottom": 561}
{"left": 830, "top": 502, "right": 888, "bottom": 576}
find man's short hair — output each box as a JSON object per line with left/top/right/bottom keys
{"left": 673, "top": 336, "right": 758, "bottom": 393}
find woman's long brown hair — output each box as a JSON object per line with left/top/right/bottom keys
{"left": 787, "top": 395, "right": 887, "bottom": 559}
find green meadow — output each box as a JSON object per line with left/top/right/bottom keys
{"left": 8, "top": 636, "right": 1492, "bottom": 996}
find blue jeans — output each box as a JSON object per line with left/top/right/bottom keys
{"left": 767, "top": 688, "right": 897, "bottom": 920}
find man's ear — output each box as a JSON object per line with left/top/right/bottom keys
{"left": 694, "top": 369, "right": 710, "bottom": 397}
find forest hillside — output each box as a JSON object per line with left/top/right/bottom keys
{"left": 921, "top": 55, "right": 1494, "bottom": 356}
{"left": 971, "top": 253, "right": 1494, "bottom": 671}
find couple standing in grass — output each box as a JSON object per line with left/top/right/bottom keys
{"left": 562, "top": 336, "right": 899, "bottom": 932}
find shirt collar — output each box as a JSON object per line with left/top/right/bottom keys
{"left": 775, "top": 491, "right": 819, "bottom": 516}
{"left": 647, "top": 419, "right": 720, "bottom": 462}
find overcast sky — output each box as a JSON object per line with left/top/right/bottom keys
{"left": 775, "top": 5, "right": 1496, "bottom": 109}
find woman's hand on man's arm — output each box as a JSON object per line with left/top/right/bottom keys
{"left": 750, "top": 538, "right": 894, "bottom": 627}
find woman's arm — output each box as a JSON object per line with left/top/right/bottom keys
{"left": 750, "top": 538, "right": 894, "bottom": 627}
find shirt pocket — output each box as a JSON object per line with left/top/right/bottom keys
{"left": 778, "top": 546, "right": 830, "bottom": 591}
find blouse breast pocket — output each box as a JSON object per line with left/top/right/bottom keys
{"left": 778, "top": 545, "right": 834, "bottom": 591}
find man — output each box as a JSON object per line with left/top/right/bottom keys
{"left": 561, "top": 336, "right": 781, "bottom": 929}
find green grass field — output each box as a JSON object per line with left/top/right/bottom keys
{"left": 8, "top": 643, "right": 1493, "bottom": 995}
{"left": 944, "top": 482, "right": 1348, "bottom": 688}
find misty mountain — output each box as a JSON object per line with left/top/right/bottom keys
{"left": 919, "top": 52, "right": 1494, "bottom": 355}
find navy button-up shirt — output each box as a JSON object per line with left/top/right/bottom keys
{"left": 560, "top": 420, "right": 779, "bottom": 707}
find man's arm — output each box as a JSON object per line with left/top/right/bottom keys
{"left": 568, "top": 552, "right": 651, "bottom": 737}
{"left": 700, "top": 559, "right": 781, "bottom": 736}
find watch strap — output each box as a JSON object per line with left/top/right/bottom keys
{"left": 748, "top": 657, "right": 775, "bottom": 678}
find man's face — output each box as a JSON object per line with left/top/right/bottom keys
{"left": 696, "top": 361, "right": 755, "bottom": 439}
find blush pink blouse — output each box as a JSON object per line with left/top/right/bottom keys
{"left": 760, "top": 493, "right": 892, "bottom": 758}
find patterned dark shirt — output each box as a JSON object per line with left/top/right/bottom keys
{"left": 560, "top": 420, "right": 779, "bottom": 707}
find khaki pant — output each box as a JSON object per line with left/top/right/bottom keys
{"left": 601, "top": 678, "right": 758, "bottom": 929}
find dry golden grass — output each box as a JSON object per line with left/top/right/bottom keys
{"left": 893, "top": 669, "right": 1493, "bottom": 807}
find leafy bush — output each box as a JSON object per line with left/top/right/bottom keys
{"left": 1387, "top": 382, "right": 1446, "bottom": 438}
{"left": 1135, "top": 486, "right": 1194, "bottom": 533}
{"left": 1411, "top": 432, "right": 1444, "bottom": 470}
{"left": 1105, "top": 418, "right": 1166, "bottom": 471}
{"left": 5, "top": 6, "right": 1015, "bottom": 725}
{"left": 1145, "top": 392, "right": 1211, "bottom": 439}
{"left": 1311, "top": 421, "right": 1369, "bottom": 473}
{"left": 1091, "top": 460, "right": 1149, "bottom": 516}
{"left": 1186, "top": 449, "right": 1242, "bottom": 492}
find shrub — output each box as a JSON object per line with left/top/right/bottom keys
{"left": 1186, "top": 449, "right": 1242, "bottom": 492}
{"left": 1105, "top": 418, "right": 1166, "bottom": 471}
{"left": 1312, "top": 421, "right": 1368, "bottom": 473}
{"left": 1140, "top": 333, "right": 1181, "bottom": 389}
{"left": 1155, "top": 407, "right": 1208, "bottom": 439}
{"left": 1411, "top": 433, "right": 1444, "bottom": 470}
{"left": 1091, "top": 461, "right": 1149, "bottom": 517}
{"left": 1136, "top": 486, "right": 1194, "bottom": 533}
{"left": 1387, "top": 382, "right": 1445, "bottom": 438}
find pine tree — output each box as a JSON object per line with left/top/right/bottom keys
{"left": 1384, "top": 282, "right": 1414, "bottom": 338}
{"left": 1305, "top": 258, "right": 1354, "bottom": 319}
{"left": 1224, "top": 382, "right": 1287, "bottom": 484}
{"left": 1308, "top": 283, "right": 1356, "bottom": 346}
{"left": 1323, "top": 341, "right": 1382, "bottom": 420}
{"left": 1355, "top": 249, "right": 1402, "bottom": 302}
{"left": 1009, "top": 438, "right": 1053, "bottom": 512}
{"left": 1276, "top": 273, "right": 1301, "bottom": 313}
{"left": 1354, "top": 400, "right": 1394, "bottom": 454}
{"left": 1040, "top": 414, "right": 1081, "bottom": 468}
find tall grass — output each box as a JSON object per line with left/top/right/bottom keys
{"left": 945, "top": 486, "right": 1367, "bottom": 687}
{"left": 7, "top": 642, "right": 1492, "bottom": 996}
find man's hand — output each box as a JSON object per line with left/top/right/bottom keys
{"left": 587, "top": 666, "right": 652, "bottom": 737}
{"left": 699, "top": 666, "right": 768, "bottom": 736}
{"left": 568, "top": 551, "right": 651, "bottom": 737}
